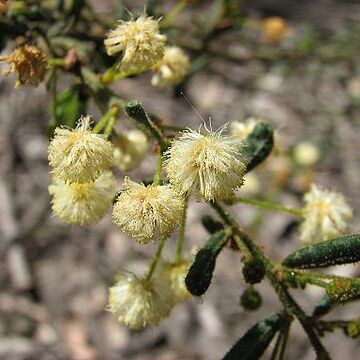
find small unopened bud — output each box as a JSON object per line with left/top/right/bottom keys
{"left": 240, "top": 287, "right": 262, "bottom": 311}
{"left": 242, "top": 258, "right": 266, "bottom": 284}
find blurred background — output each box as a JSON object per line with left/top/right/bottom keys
{"left": 0, "top": 0, "right": 360, "bottom": 359}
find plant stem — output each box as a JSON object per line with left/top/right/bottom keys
{"left": 153, "top": 151, "right": 163, "bottom": 186}
{"left": 104, "top": 115, "right": 116, "bottom": 137}
{"left": 48, "top": 58, "right": 66, "bottom": 67}
{"left": 211, "top": 202, "right": 331, "bottom": 360}
{"left": 161, "top": 0, "right": 188, "bottom": 28}
{"left": 282, "top": 269, "right": 333, "bottom": 289}
{"left": 146, "top": 237, "right": 166, "bottom": 281}
{"left": 176, "top": 197, "right": 188, "bottom": 262}
{"left": 270, "top": 316, "right": 292, "bottom": 360}
{"left": 92, "top": 106, "right": 119, "bottom": 134}
{"left": 229, "top": 197, "right": 303, "bottom": 216}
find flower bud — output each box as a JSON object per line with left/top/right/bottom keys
{"left": 240, "top": 287, "right": 262, "bottom": 311}
{"left": 242, "top": 258, "right": 266, "bottom": 284}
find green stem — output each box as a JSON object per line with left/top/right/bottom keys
{"left": 161, "top": 0, "right": 188, "bottom": 28}
{"left": 146, "top": 237, "right": 166, "bottom": 281}
{"left": 160, "top": 124, "right": 187, "bottom": 132}
{"left": 153, "top": 151, "right": 163, "bottom": 186}
{"left": 92, "top": 106, "right": 119, "bottom": 134}
{"left": 104, "top": 115, "right": 116, "bottom": 137}
{"left": 317, "top": 320, "right": 350, "bottom": 333}
{"left": 211, "top": 202, "right": 331, "bottom": 360}
{"left": 48, "top": 58, "right": 66, "bottom": 67}
{"left": 101, "top": 63, "right": 140, "bottom": 85}
{"left": 176, "top": 197, "right": 188, "bottom": 262}
{"left": 282, "top": 269, "right": 333, "bottom": 289}
{"left": 270, "top": 316, "right": 292, "bottom": 360}
{"left": 229, "top": 197, "right": 303, "bottom": 216}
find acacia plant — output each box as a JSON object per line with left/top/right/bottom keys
{"left": 1, "top": 1, "right": 359, "bottom": 359}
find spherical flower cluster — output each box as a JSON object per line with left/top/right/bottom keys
{"left": 230, "top": 118, "right": 258, "bottom": 140}
{"left": 112, "top": 177, "right": 185, "bottom": 244}
{"left": 151, "top": 46, "right": 190, "bottom": 87}
{"left": 156, "top": 260, "right": 191, "bottom": 304}
{"left": 165, "top": 126, "right": 247, "bottom": 201}
{"left": 48, "top": 116, "right": 113, "bottom": 183}
{"left": 293, "top": 141, "right": 320, "bottom": 167}
{"left": 262, "top": 17, "right": 288, "bottom": 44}
{"left": 300, "top": 184, "right": 353, "bottom": 243}
{"left": 113, "top": 130, "right": 149, "bottom": 172}
{"left": 104, "top": 15, "right": 166, "bottom": 73}
{"left": 108, "top": 273, "right": 173, "bottom": 329}
{"left": 48, "top": 171, "right": 116, "bottom": 226}
{"left": 0, "top": 45, "right": 48, "bottom": 87}
{"left": 240, "top": 173, "right": 261, "bottom": 196}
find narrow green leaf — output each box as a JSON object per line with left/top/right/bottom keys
{"left": 313, "top": 294, "right": 335, "bottom": 318}
{"left": 223, "top": 314, "right": 281, "bottom": 360}
{"left": 201, "top": 215, "right": 224, "bottom": 234}
{"left": 244, "top": 122, "right": 274, "bottom": 172}
{"left": 201, "top": 0, "right": 224, "bottom": 36}
{"left": 49, "top": 84, "right": 86, "bottom": 136}
{"left": 185, "top": 230, "right": 228, "bottom": 296}
{"left": 125, "top": 100, "right": 168, "bottom": 151}
{"left": 282, "top": 233, "right": 360, "bottom": 269}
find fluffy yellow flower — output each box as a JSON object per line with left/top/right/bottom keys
{"left": 293, "top": 142, "right": 320, "bottom": 167}
{"left": 262, "top": 17, "right": 288, "bottom": 44}
{"left": 48, "top": 116, "right": 113, "bottom": 183}
{"left": 300, "top": 184, "right": 353, "bottom": 243}
{"left": 230, "top": 118, "right": 259, "bottom": 140}
{"left": 113, "top": 130, "right": 149, "bottom": 172}
{"left": 155, "top": 260, "right": 191, "bottom": 304}
{"left": 165, "top": 126, "right": 247, "bottom": 201}
{"left": 0, "top": 45, "right": 48, "bottom": 87}
{"left": 104, "top": 14, "right": 166, "bottom": 73}
{"left": 48, "top": 171, "right": 116, "bottom": 225}
{"left": 112, "top": 177, "right": 185, "bottom": 244}
{"left": 151, "top": 46, "right": 190, "bottom": 87}
{"left": 240, "top": 173, "right": 261, "bottom": 196}
{"left": 108, "top": 273, "right": 173, "bottom": 329}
